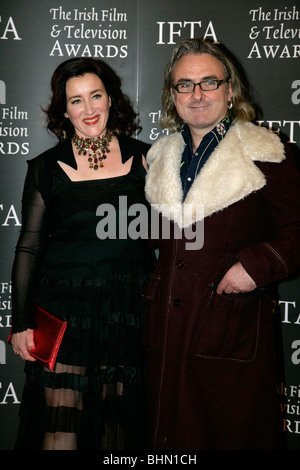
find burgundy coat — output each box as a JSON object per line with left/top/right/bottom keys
{"left": 144, "top": 122, "right": 300, "bottom": 450}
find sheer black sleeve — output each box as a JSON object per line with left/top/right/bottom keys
{"left": 11, "top": 160, "right": 48, "bottom": 333}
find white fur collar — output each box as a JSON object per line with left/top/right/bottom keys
{"left": 145, "top": 121, "right": 285, "bottom": 228}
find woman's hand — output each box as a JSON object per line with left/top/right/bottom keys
{"left": 11, "top": 329, "right": 36, "bottom": 361}
{"left": 216, "top": 262, "right": 257, "bottom": 295}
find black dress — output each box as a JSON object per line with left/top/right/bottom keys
{"left": 11, "top": 136, "right": 153, "bottom": 450}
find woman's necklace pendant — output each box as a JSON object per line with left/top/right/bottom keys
{"left": 72, "top": 130, "right": 113, "bottom": 170}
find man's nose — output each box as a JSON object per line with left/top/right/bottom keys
{"left": 192, "top": 83, "right": 204, "bottom": 99}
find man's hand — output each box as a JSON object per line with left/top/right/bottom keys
{"left": 216, "top": 262, "right": 257, "bottom": 295}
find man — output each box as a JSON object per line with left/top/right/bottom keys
{"left": 144, "top": 38, "right": 300, "bottom": 450}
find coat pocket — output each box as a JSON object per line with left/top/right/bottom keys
{"left": 143, "top": 274, "right": 161, "bottom": 353}
{"left": 191, "top": 290, "right": 261, "bottom": 362}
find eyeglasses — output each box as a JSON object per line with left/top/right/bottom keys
{"left": 173, "top": 78, "right": 229, "bottom": 93}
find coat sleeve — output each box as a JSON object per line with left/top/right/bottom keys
{"left": 237, "top": 144, "right": 300, "bottom": 287}
{"left": 11, "top": 159, "right": 48, "bottom": 333}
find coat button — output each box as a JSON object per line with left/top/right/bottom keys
{"left": 176, "top": 260, "right": 184, "bottom": 268}
{"left": 173, "top": 298, "right": 180, "bottom": 307}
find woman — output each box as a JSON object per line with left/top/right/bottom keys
{"left": 10, "top": 58, "right": 153, "bottom": 450}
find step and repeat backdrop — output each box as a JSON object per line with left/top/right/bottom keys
{"left": 0, "top": 0, "right": 299, "bottom": 450}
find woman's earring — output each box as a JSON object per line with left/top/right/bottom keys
{"left": 227, "top": 101, "right": 233, "bottom": 109}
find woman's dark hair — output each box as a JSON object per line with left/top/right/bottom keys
{"left": 44, "top": 57, "right": 140, "bottom": 139}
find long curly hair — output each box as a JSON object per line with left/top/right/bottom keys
{"left": 44, "top": 57, "right": 141, "bottom": 140}
{"left": 160, "top": 38, "right": 257, "bottom": 133}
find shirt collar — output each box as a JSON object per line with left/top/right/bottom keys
{"left": 182, "top": 116, "right": 231, "bottom": 151}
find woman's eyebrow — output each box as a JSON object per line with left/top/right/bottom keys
{"left": 67, "top": 88, "right": 103, "bottom": 100}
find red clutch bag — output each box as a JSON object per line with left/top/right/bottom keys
{"left": 7, "top": 305, "right": 67, "bottom": 371}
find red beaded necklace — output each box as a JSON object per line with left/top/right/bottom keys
{"left": 72, "top": 130, "right": 113, "bottom": 170}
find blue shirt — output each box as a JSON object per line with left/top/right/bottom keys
{"left": 180, "top": 117, "right": 231, "bottom": 200}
